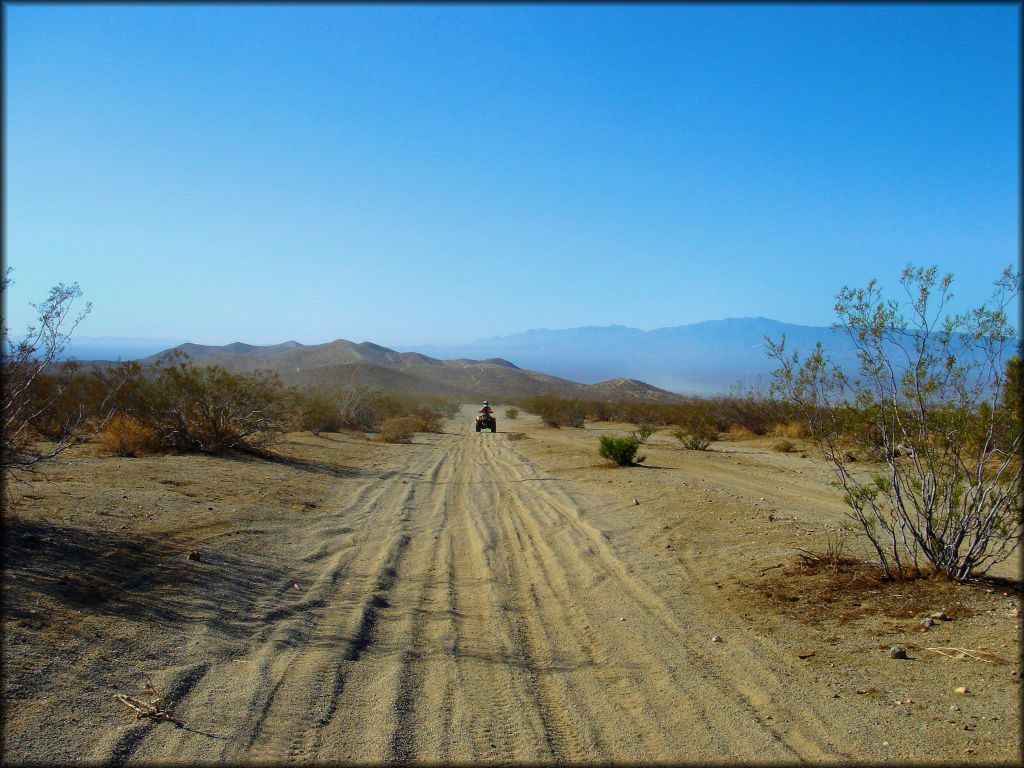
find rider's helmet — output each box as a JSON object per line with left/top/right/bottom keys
{"left": 483, "top": 400, "right": 489, "bottom": 405}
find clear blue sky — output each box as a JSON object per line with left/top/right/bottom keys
{"left": 4, "top": 3, "right": 1019, "bottom": 347}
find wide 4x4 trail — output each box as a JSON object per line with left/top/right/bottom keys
{"left": 2, "top": 405, "right": 1019, "bottom": 763}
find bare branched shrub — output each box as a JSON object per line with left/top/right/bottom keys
{"left": 127, "top": 352, "right": 289, "bottom": 454}
{"left": 2, "top": 273, "right": 124, "bottom": 475}
{"left": 769, "top": 265, "right": 1023, "bottom": 582}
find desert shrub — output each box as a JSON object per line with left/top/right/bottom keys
{"left": 127, "top": 352, "right": 289, "bottom": 454}
{"left": 296, "top": 388, "right": 344, "bottom": 435}
{"left": 674, "top": 423, "right": 718, "bottom": 450}
{"left": 771, "top": 438, "right": 796, "bottom": 453}
{"left": 506, "top": 431, "right": 527, "bottom": 441}
{"left": 334, "top": 385, "right": 389, "bottom": 430}
{"left": 98, "top": 414, "right": 161, "bottom": 457}
{"left": 2, "top": 274, "right": 127, "bottom": 474}
{"left": 598, "top": 434, "right": 646, "bottom": 466}
{"left": 410, "top": 407, "right": 446, "bottom": 433}
{"left": 634, "top": 424, "right": 655, "bottom": 443}
{"left": 563, "top": 400, "right": 586, "bottom": 428}
{"left": 769, "top": 265, "right": 1022, "bottom": 582}
{"left": 523, "top": 394, "right": 566, "bottom": 428}
{"left": 295, "top": 387, "right": 458, "bottom": 435}
{"left": 584, "top": 400, "right": 615, "bottom": 421}
{"left": 376, "top": 416, "right": 419, "bottom": 443}
{"left": 619, "top": 402, "right": 663, "bottom": 426}
{"left": 504, "top": 407, "right": 519, "bottom": 420}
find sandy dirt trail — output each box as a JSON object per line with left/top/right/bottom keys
{"left": 77, "top": 406, "right": 881, "bottom": 764}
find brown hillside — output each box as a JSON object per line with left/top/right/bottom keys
{"left": 135, "top": 340, "right": 684, "bottom": 402}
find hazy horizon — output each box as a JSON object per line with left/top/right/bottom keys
{"left": 36, "top": 314, "right": 824, "bottom": 360}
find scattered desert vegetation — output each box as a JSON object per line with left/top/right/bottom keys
{"left": 520, "top": 385, "right": 807, "bottom": 437}
{"left": 3, "top": 268, "right": 1021, "bottom": 764}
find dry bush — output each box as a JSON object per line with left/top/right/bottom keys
{"left": 506, "top": 431, "right": 527, "bottom": 441}
{"left": 98, "top": 414, "right": 161, "bottom": 457}
{"left": 410, "top": 408, "right": 445, "bottom": 433}
{"left": 2, "top": 274, "right": 128, "bottom": 475}
{"left": 376, "top": 416, "right": 419, "bottom": 443}
{"left": 504, "top": 407, "right": 519, "bottom": 420}
{"left": 771, "top": 421, "right": 811, "bottom": 438}
{"left": 123, "top": 352, "right": 289, "bottom": 454}
{"left": 725, "top": 424, "right": 755, "bottom": 439}
{"left": 771, "top": 438, "right": 797, "bottom": 453}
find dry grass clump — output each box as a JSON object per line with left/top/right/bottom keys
{"left": 98, "top": 415, "right": 161, "bottom": 457}
{"left": 376, "top": 416, "right": 420, "bottom": 443}
{"left": 725, "top": 424, "right": 756, "bottom": 439}
{"left": 506, "top": 431, "right": 527, "bottom": 441}
{"left": 771, "top": 438, "right": 797, "bottom": 453}
{"left": 505, "top": 407, "right": 519, "bottom": 420}
{"left": 770, "top": 421, "right": 811, "bottom": 438}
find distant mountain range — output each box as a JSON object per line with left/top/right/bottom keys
{"left": 53, "top": 318, "right": 869, "bottom": 397}
{"left": 399, "top": 318, "right": 858, "bottom": 394}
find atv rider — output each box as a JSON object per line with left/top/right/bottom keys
{"left": 479, "top": 400, "right": 493, "bottom": 416}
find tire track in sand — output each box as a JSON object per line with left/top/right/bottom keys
{"left": 102, "top": 413, "right": 866, "bottom": 762}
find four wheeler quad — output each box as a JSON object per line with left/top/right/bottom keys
{"left": 475, "top": 412, "right": 497, "bottom": 432}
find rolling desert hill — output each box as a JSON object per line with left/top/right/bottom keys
{"left": 135, "top": 340, "right": 684, "bottom": 403}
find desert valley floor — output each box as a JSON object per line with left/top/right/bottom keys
{"left": 3, "top": 405, "right": 1021, "bottom": 763}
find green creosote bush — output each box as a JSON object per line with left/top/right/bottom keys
{"left": 634, "top": 424, "right": 655, "bottom": 443}
{"left": 598, "top": 434, "right": 646, "bottom": 466}
{"left": 674, "top": 424, "right": 719, "bottom": 451}
{"left": 768, "top": 264, "right": 1022, "bottom": 582}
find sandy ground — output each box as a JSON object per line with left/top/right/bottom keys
{"left": 3, "top": 404, "right": 1020, "bottom": 764}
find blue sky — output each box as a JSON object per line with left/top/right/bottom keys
{"left": 4, "top": 3, "right": 1019, "bottom": 347}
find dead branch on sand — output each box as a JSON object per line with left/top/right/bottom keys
{"left": 113, "top": 680, "right": 181, "bottom": 724}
